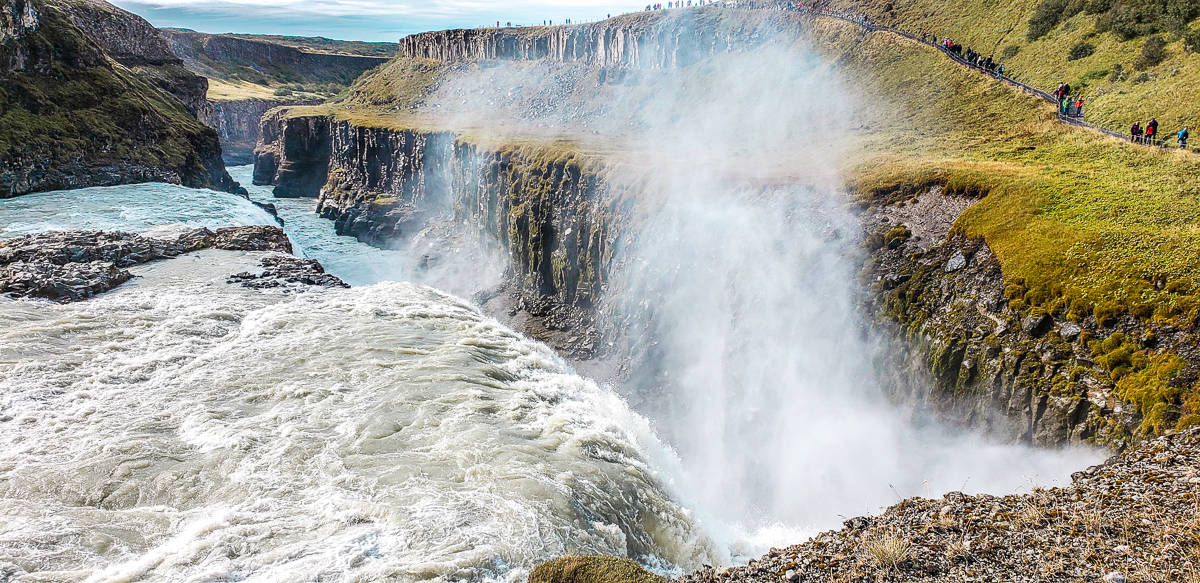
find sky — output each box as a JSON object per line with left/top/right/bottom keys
{"left": 112, "top": 0, "right": 646, "bottom": 42}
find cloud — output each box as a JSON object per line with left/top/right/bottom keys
{"left": 113, "top": 0, "right": 637, "bottom": 40}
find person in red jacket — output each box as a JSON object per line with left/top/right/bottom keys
{"left": 1145, "top": 119, "right": 1157, "bottom": 145}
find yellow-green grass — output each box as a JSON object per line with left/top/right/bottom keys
{"left": 206, "top": 79, "right": 329, "bottom": 102}
{"left": 808, "top": 19, "right": 1200, "bottom": 328}
{"left": 527, "top": 556, "right": 664, "bottom": 583}
{"left": 828, "top": 0, "right": 1200, "bottom": 134}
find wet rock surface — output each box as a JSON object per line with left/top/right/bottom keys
{"left": 675, "top": 428, "right": 1200, "bottom": 583}
{"left": 863, "top": 188, "right": 1200, "bottom": 445}
{"left": 227, "top": 255, "right": 348, "bottom": 290}
{"left": 0, "top": 226, "right": 321, "bottom": 301}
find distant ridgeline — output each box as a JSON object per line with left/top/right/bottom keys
{"left": 0, "top": 0, "right": 237, "bottom": 197}
{"left": 157, "top": 29, "right": 396, "bottom": 163}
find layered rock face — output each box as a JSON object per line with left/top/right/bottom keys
{"left": 256, "top": 114, "right": 618, "bottom": 358}
{"left": 398, "top": 8, "right": 786, "bottom": 68}
{"left": 0, "top": 0, "right": 237, "bottom": 197}
{"left": 203, "top": 99, "right": 318, "bottom": 164}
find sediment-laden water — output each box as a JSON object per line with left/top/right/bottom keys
{"left": 0, "top": 248, "right": 713, "bottom": 581}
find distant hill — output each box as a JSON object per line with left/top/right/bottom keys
{"left": 158, "top": 28, "right": 394, "bottom": 102}
{"left": 214, "top": 33, "right": 398, "bottom": 58}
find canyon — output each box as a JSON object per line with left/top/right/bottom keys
{"left": 160, "top": 28, "right": 394, "bottom": 162}
{"left": 252, "top": 9, "right": 1187, "bottom": 447}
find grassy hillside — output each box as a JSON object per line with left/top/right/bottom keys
{"left": 1, "top": 0, "right": 231, "bottom": 195}
{"left": 805, "top": 16, "right": 1200, "bottom": 433}
{"left": 827, "top": 0, "right": 1200, "bottom": 137}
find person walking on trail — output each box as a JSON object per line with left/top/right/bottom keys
{"left": 1180, "top": 127, "right": 1189, "bottom": 149}
{"left": 1073, "top": 97, "right": 1084, "bottom": 118}
{"left": 1146, "top": 118, "right": 1158, "bottom": 145}
{"left": 1131, "top": 121, "right": 1143, "bottom": 143}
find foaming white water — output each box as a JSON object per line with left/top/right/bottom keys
{"left": 0, "top": 253, "right": 717, "bottom": 581}
{"left": 0, "top": 183, "right": 276, "bottom": 237}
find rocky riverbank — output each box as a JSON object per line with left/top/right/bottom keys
{"left": 673, "top": 427, "right": 1200, "bottom": 583}
{"left": 0, "top": 226, "right": 344, "bottom": 301}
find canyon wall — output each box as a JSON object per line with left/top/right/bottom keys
{"left": 202, "top": 99, "right": 318, "bottom": 164}
{"left": 398, "top": 9, "right": 789, "bottom": 68}
{"left": 253, "top": 110, "right": 1148, "bottom": 445}
{"left": 255, "top": 112, "right": 617, "bottom": 360}
{"left": 1, "top": 0, "right": 237, "bottom": 197}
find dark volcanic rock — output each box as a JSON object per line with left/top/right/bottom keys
{"left": 227, "top": 255, "right": 348, "bottom": 290}
{"left": 0, "top": 226, "right": 312, "bottom": 302}
{"left": 0, "top": 260, "right": 131, "bottom": 302}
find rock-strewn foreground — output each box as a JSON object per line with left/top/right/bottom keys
{"left": 0, "top": 226, "right": 345, "bottom": 301}
{"left": 535, "top": 429, "right": 1200, "bottom": 583}
{"left": 674, "top": 428, "right": 1200, "bottom": 583}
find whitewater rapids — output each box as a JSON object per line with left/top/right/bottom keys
{"left": 0, "top": 250, "right": 714, "bottom": 582}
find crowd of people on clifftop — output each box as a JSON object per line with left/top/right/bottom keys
{"left": 1130, "top": 119, "right": 1189, "bottom": 148}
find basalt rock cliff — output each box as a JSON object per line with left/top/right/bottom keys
{"left": 203, "top": 98, "right": 318, "bottom": 165}
{"left": 0, "top": 0, "right": 237, "bottom": 197}
{"left": 398, "top": 8, "right": 787, "bottom": 67}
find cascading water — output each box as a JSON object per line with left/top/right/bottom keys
{"left": 0, "top": 247, "right": 716, "bottom": 581}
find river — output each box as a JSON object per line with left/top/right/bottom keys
{"left": 0, "top": 168, "right": 1099, "bottom": 582}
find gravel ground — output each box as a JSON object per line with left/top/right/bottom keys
{"left": 677, "top": 429, "right": 1200, "bottom": 583}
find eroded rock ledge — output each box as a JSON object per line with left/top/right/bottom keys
{"left": 0, "top": 225, "right": 345, "bottom": 301}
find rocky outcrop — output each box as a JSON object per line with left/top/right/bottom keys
{"left": 253, "top": 110, "right": 331, "bottom": 197}
{"left": 202, "top": 98, "right": 319, "bottom": 164}
{"left": 255, "top": 113, "right": 619, "bottom": 357}
{"left": 228, "top": 255, "right": 349, "bottom": 289}
{"left": 674, "top": 427, "right": 1200, "bottom": 583}
{"left": 860, "top": 188, "right": 1200, "bottom": 445}
{"left": 0, "top": 0, "right": 237, "bottom": 197}
{"left": 398, "top": 8, "right": 786, "bottom": 67}
{"left": 0, "top": 226, "right": 343, "bottom": 301}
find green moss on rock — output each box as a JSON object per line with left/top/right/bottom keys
{"left": 528, "top": 556, "right": 664, "bottom": 583}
